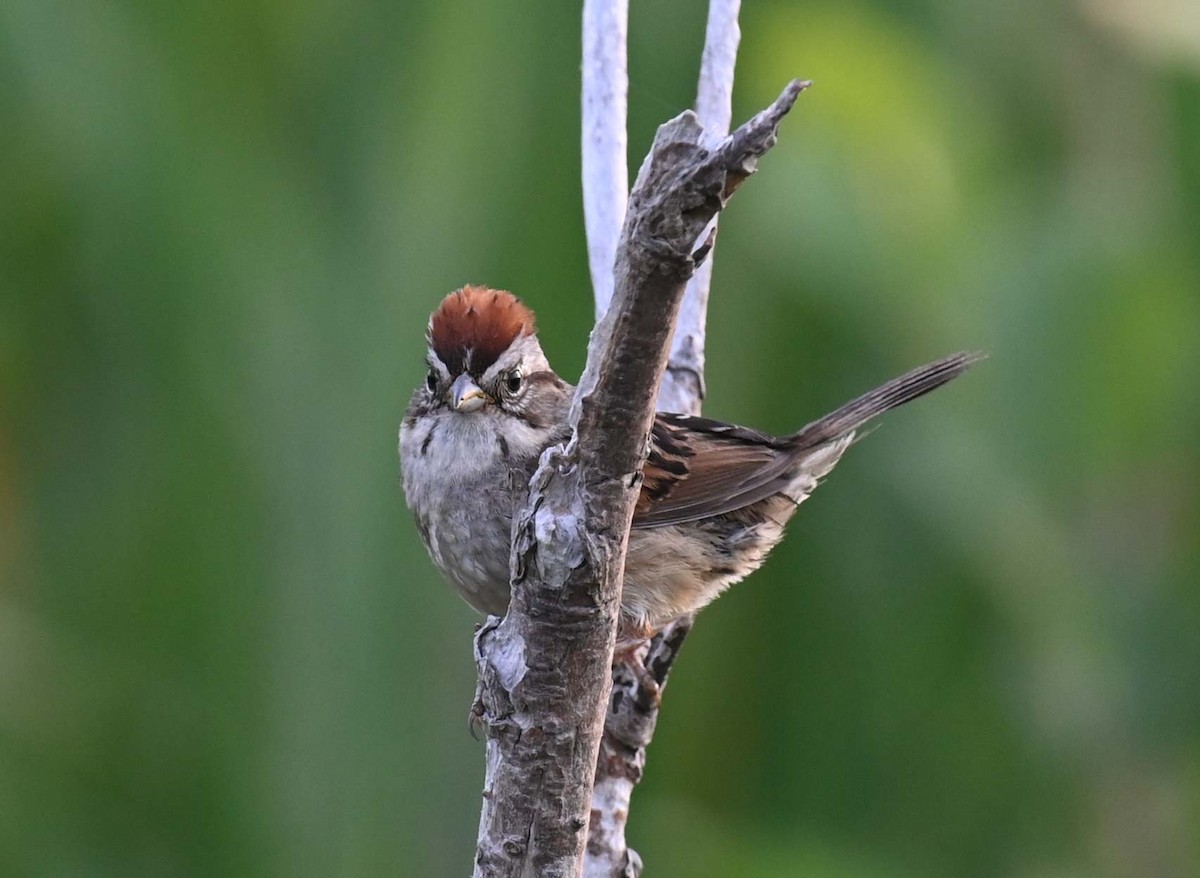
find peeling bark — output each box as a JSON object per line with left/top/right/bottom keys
{"left": 585, "top": 5, "right": 743, "bottom": 873}
{"left": 471, "top": 80, "right": 808, "bottom": 877}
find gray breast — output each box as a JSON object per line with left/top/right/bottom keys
{"left": 399, "top": 411, "right": 516, "bottom": 616}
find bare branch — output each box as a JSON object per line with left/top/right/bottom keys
{"left": 582, "top": 0, "right": 629, "bottom": 319}
{"left": 695, "top": 0, "right": 741, "bottom": 141}
{"left": 585, "top": 619, "right": 692, "bottom": 878}
{"left": 658, "top": 0, "right": 742, "bottom": 416}
{"left": 473, "top": 81, "right": 807, "bottom": 878}
{"left": 587, "top": 7, "right": 743, "bottom": 875}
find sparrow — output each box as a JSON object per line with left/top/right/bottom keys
{"left": 400, "top": 285, "right": 977, "bottom": 637}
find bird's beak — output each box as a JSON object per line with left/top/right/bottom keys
{"left": 450, "top": 373, "right": 490, "bottom": 412}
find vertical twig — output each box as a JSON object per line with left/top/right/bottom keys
{"left": 585, "top": 5, "right": 742, "bottom": 876}
{"left": 582, "top": 0, "right": 629, "bottom": 320}
{"left": 658, "top": 0, "right": 741, "bottom": 415}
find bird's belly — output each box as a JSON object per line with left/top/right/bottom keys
{"left": 622, "top": 495, "right": 796, "bottom": 629}
{"left": 401, "top": 419, "right": 515, "bottom": 616}
{"left": 419, "top": 498, "right": 512, "bottom": 616}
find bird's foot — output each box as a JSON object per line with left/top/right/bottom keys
{"left": 612, "top": 627, "right": 663, "bottom": 710}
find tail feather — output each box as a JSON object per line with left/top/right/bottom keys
{"left": 790, "top": 352, "right": 984, "bottom": 452}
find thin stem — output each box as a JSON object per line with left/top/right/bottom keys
{"left": 659, "top": 0, "right": 741, "bottom": 417}
{"left": 582, "top": 0, "right": 629, "bottom": 320}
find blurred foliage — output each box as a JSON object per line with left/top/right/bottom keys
{"left": 2, "top": 0, "right": 1199, "bottom": 875}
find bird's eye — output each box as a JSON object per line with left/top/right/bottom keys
{"left": 425, "top": 370, "right": 438, "bottom": 392}
{"left": 504, "top": 370, "right": 523, "bottom": 394}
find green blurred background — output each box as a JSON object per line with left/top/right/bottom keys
{"left": 3, "top": 0, "right": 1199, "bottom": 875}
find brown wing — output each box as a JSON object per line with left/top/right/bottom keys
{"left": 632, "top": 414, "right": 798, "bottom": 529}
{"left": 632, "top": 352, "right": 983, "bottom": 529}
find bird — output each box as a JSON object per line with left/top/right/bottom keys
{"left": 399, "top": 285, "right": 978, "bottom": 638}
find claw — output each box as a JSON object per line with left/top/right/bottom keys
{"left": 632, "top": 662, "right": 663, "bottom": 711}
{"left": 467, "top": 691, "right": 486, "bottom": 741}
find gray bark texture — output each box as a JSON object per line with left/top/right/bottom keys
{"left": 584, "top": 4, "right": 742, "bottom": 874}
{"left": 585, "top": 621, "right": 693, "bottom": 878}
{"left": 471, "top": 79, "right": 809, "bottom": 878}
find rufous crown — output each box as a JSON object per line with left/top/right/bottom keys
{"left": 428, "top": 286, "right": 536, "bottom": 376}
